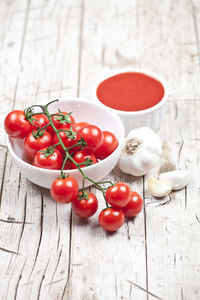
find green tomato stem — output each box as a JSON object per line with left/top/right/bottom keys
{"left": 82, "top": 176, "right": 86, "bottom": 195}
{"left": 65, "top": 142, "right": 81, "bottom": 151}
{"left": 60, "top": 154, "right": 69, "bottom": 178}
{"left": 45, "top": 99, "right": 59, "bottom": 107}
{"left": 27, "top": 100, "right": 111, "bottom": 207}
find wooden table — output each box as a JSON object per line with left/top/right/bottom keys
{"left": 0, "top": 1, "right": 200, "bottom": 299}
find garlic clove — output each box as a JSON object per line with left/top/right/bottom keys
{"left": 159, "top": 170, "right": 191, "bottom": 191}
{"left": 148, "top": 177, "right": 172, "bottom": 198}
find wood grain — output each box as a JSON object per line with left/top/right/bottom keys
{"left": 0, "top": 1, "right": 81, "bottom": 299}
{"left": 67, "top": 1, "right": 147, "bottom": 299}
{"left": 0, "top": 0, "right": 200, "bottom": 299}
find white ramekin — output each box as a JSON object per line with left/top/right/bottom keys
{"left": 93, "top": 68, "right": 169, "bottom": 134}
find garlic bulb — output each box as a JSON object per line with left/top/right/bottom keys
{"left": 159, "top": 170, "right": 191, "bottom": 190}
{"left": 148, "top": 177, "right": 172, "bottom": 197}
{"left": 118, "top": 127, "right": 162, "bottom": 176}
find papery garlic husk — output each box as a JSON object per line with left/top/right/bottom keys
{"left": 118, "top": 127, "right": 162, "bottom": 176}
{"left": 148, "top": 177, "right": 172, "bottom": 197}
{"left": 159, "top": 170, "right": 191, "bottom": 190}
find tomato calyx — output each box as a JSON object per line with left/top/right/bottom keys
{"left": 58, "top": 126, "right": 77, "bottom": 140}
{"left": 24, "top": 107, "right": 34, "bottom": 121}
{"left": 77, "top": 137, "right": 88, "bottom": 149}
{"left": 57, "top": 172, "right": 70, "bottom": 179}
{"left": 78, "top": 190, "right": 90, "bottom": 200}
{"left": 77, "top": 158, "right": 93, "bottom": 167}
{"left": 53, "top": 110, "right": 73, "bottom": 124}
{"left": 32, "top": 127, "right": 46, "bottom": 139}
{"left": 24, "top": 108, "right": 41, "bottom": 126}
{"left": 39, "top": 145, "right": 57, "bottom": 157}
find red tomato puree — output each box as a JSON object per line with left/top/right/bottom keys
{"left": 96, "top": 72, "right": 165, "bottom": 111}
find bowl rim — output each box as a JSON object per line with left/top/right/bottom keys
{"left": 93, "top": 68, "right": 169, "bottom": 116}
{"left": 7, "top": 97, "right": 125, "bottom": 174}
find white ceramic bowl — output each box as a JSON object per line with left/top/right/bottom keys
{"left": 7, "top": 98, "right": 125, "bottom": 189}
{"left": 93, "top": 68, "right": 169, "bottom": 134}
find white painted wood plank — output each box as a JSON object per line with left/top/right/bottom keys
{"left": 0, "top": 0, "right": 82, "bottom": 299}
{"left": 143, "top": 100, "right": 200, "bottom": 300}
{"left": 0, "top": 0, "right": 30, "bottom": 146}
{"left": 67, "top": 175, "right": 146, "bottom": 300}
{"left": 137, "top": 0, "right": 200, "bottom": 298}
{"left": 0, "top": 146, "right": 7, "bottom": 199}
{"left": 15, "top": 0, "right": 81, "bottom": 105}
{"left": 65, "top": 1, "right": 147, "bottom": 299}
{"left": 144, "top": 99, "right": 200, "bottom": 300}
{"left": 137, "top": 0, "right": 200, "bottom": 101}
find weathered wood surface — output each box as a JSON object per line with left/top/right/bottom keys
{"left": 0, "top": 0, "right": 200, "bottom": 299}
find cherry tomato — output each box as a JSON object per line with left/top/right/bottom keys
{"left": 24, "top": 130, "right": 53, "bottom": 162}
{"left": 71, "top": 149, "right": 97, "bottom": 169}
{"left": 94, "top": 131, "right": 119, "bottom": 159}
{"left": 4, "top": 110, "right": 32, "bottom": 138}
{"left": 31, "top": 114, "right": 49, "bottom": 129}
{"left": 47, "top": 111, "right": 76, "bottom": 135}
{"left": 121, "top": 191, "right": 143, "bottom": 217}
{"left": 72, "top": 192, "right": 98, "bottom": 218}
{"left": 50, "top": 176, "right": 79, "bottom": 204}
{"left": 75, "top": 122, "right": 89, "bottom": 132}
{"left": 33, "top": 148, "right": 63, "bottom": 170}
{"left": 64, "top": 159, "right": 73, "bottom": 170}
{"left": 79, "top": 125, "right": 103, "bottom": 151}
{"left": 53, "top": 131, "right": 81, "bottom": 154}
{"left": 98, "top": 208, "right": 124, "bottom": 231}
{"left": 106, "top": 182, "right": 131, "bottom": 208}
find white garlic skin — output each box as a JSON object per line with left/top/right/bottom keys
{"left": 159, "top": 170, "right": 191, "bottom": 190}
{"left": 148, "top": 177, "right": 172, "bottom": 197}
{"left": 119, "top": 127, "right": 162, "bottom": 176}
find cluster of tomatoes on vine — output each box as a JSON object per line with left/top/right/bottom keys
{"left": 4, "top": 100, "right": 143, "bottom": 232}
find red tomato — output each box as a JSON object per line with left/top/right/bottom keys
{"left": 31, "top": 114, "right": 49, "bottom": 129}
{"left": 24, "top": 130, "right": 53, "bottom": 162}
{"left": 53, "top": 131, "right": 81, "bottom": 154}
{"left": 94, "top": 131, "right": 119, "bottom": 159}
{"left": 79, "top": 125, "right": 103, "bottom": 151}
{"left": 121, "top": 191, "right": 143, "bottom": 217}
{"left": 50, "top": 176, "right": 78, "bottom": 204}
{"left": 98, "top": 208, "right": 124, "bottom": 231}
{"left": 47, "top": 112, "right": 76, "bottom": 135}
{"left": 72, "top": 192, "right": 98, "bottom": 218}
{"left": 4, "top": 110, "right": 32, "bottom": 138}
{"left": 105, "top": 182, "right": 131, "bottom": 208}
{"left": 71, "top": 149, "right": 97, "bottom": 169}
{"left": 64, "top": 159, "right": 73, "bottom": 170}
{"left": 33, "top": 148, "right": 63, "bottom": 170}
{"left": 75, "top": 122, "right": 89, "bottom": 132}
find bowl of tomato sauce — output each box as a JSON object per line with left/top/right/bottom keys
{"left": 94, "top": 69, "right": 168, "bottom": 134}
{"left": 7, "top": 98, "right": 125, "bottom": 189}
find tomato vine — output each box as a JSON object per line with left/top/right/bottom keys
{"left": 25, "top": 99, "right": 113, "bottom": 206}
